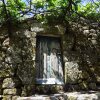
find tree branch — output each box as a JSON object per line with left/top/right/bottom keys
{"left": 91, "top": 0, "right": 100, "bottom": 7}
{"left": 2, "top": 0, "right": 12, "bottom": 37}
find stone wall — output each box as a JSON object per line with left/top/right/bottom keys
{"left": 0, "top": 22, "right": 64, "bottom": 98}
{"left": 0, "top": 18, "right": 100, "bottom": 98}
{"left": 63, "top": 18, "right": 100, "bottom": 91}
{"left": 0, "top": 27, "right": 37, "bottom": 99}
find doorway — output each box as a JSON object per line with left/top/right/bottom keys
{"left": 36, "top": 36, "right": 64, "bottom": 84}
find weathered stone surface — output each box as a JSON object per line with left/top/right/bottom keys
{"left": 12, "top": 96, "right": 20, "bottom": 100}
{"left": 89, "top": 83, "right": 97, "bottom": 90}
{"left": 67, "top": 96, "right": 77, "bottom": 100}
{"left": 2, "top": 95, "right": 12, "bottom": 100}
{"left": 17, "top": 64, "right": 35, "bottom": 85}
{"left": 3, "top": 89, "right": 16, "bottom": 95}
{"left": 63, "top": 18, "right": 100, "bottom": 91}
{"left": 1, "top": 47, "right": 8, "bottom": 52}
{"left": 78, "top": 24, "right": 82, "bottom": 28}
{"left": 91, "top": 39, "right": 97, "bottom": 45}
{"left": 79, "top": 71, "right": 90, "bottom": 79}
{"left": 0, "top": 69, "right": 14, "bottom": 78}
{"left": 90, "top": 29, "right": 96, "bottom": 33}
{"left": 65, "top": 62, "right": 81, "bottom": 84}
{"left": 89, "top": 33, "right": 97, "bottom": 39}
{"left": 66, "top": 84, "right": 81, "bottom": 91}
{"left": 97, "top": 76, "right": 100, "bottom": 83}
{"left": 0, "top": 18, "right": 100, "bottom": 97}
{"left": 5, "top": 56, "right": 12, "bottom": 63}
{"left": 83, "top": 26, "right": 89, "bottom": 30}
{"left": 79, "top": 81, "right": 88, "bottom": 90}
{"left": 2, "top": 78, "right": 21, "bottom": 88}
{"left": 2, "top": 37, "right": 10, "bottom": 47}
{"left": 21, "top": 85, "right": 35, "bottom": 96}
{"left": 51, "top": 85, "right": 63, "bottom": 93}
{"left": 83, "top": 30, "right": 89, "bottom": 35}
{"left": 79, "top": 28, "right": 83, "bottom": 32}
{"left": 3, "top": 88, "right": 20, "bottom": 95}
{"left": 17, "top": 97, "right": 51, "bottom": 100}
{"left": 14, "top": 91, "right": 100, "bottom": 100}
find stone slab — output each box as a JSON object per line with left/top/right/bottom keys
{"left": 17, "top": 97, "right": 50, "bottom": 100}
{"left": 3, "top": 88, "right": 17, "bottom": 95}
{"left": 16, "top": 91, "right": 100, "bottom": 100}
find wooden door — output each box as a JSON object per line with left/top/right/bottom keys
{"left": 36, "top": 36, "right": 64, "bottom": 84}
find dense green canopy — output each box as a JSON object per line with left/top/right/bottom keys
{"left": 0, "top": 0, "right": 100, "bottom": 27}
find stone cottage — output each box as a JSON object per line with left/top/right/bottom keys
{"left": 0, "top": 17, "right": 100, "bottom": 99}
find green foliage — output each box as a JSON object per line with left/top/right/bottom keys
{"left": 0, "top": 0, "right": 26, "bottom": 24}
{"left": 0, "top": 0, "right": 100, "bottom": 26}
{"left": 77, "top": 1, "right": 100, "bottom": 21}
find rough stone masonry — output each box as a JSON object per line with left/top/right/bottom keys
{"left": 0, "top": 17, "right": 100, "bottom": 99}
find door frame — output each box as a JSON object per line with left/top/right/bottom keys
{"left": 35, "top": 34, "right": 65, "bottom": 84}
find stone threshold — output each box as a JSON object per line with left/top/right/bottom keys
{"left": 18, "top": 91, "right": 100, "bottom": 100}
{"left": 0, "top": 91, "right": 100, "bottom": 100}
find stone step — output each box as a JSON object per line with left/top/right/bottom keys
{"left": 1, "top": 91, "right": 100, "bottom": 100}
{"left": 16, "top": 91, "right": 100, "bottom": 100}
